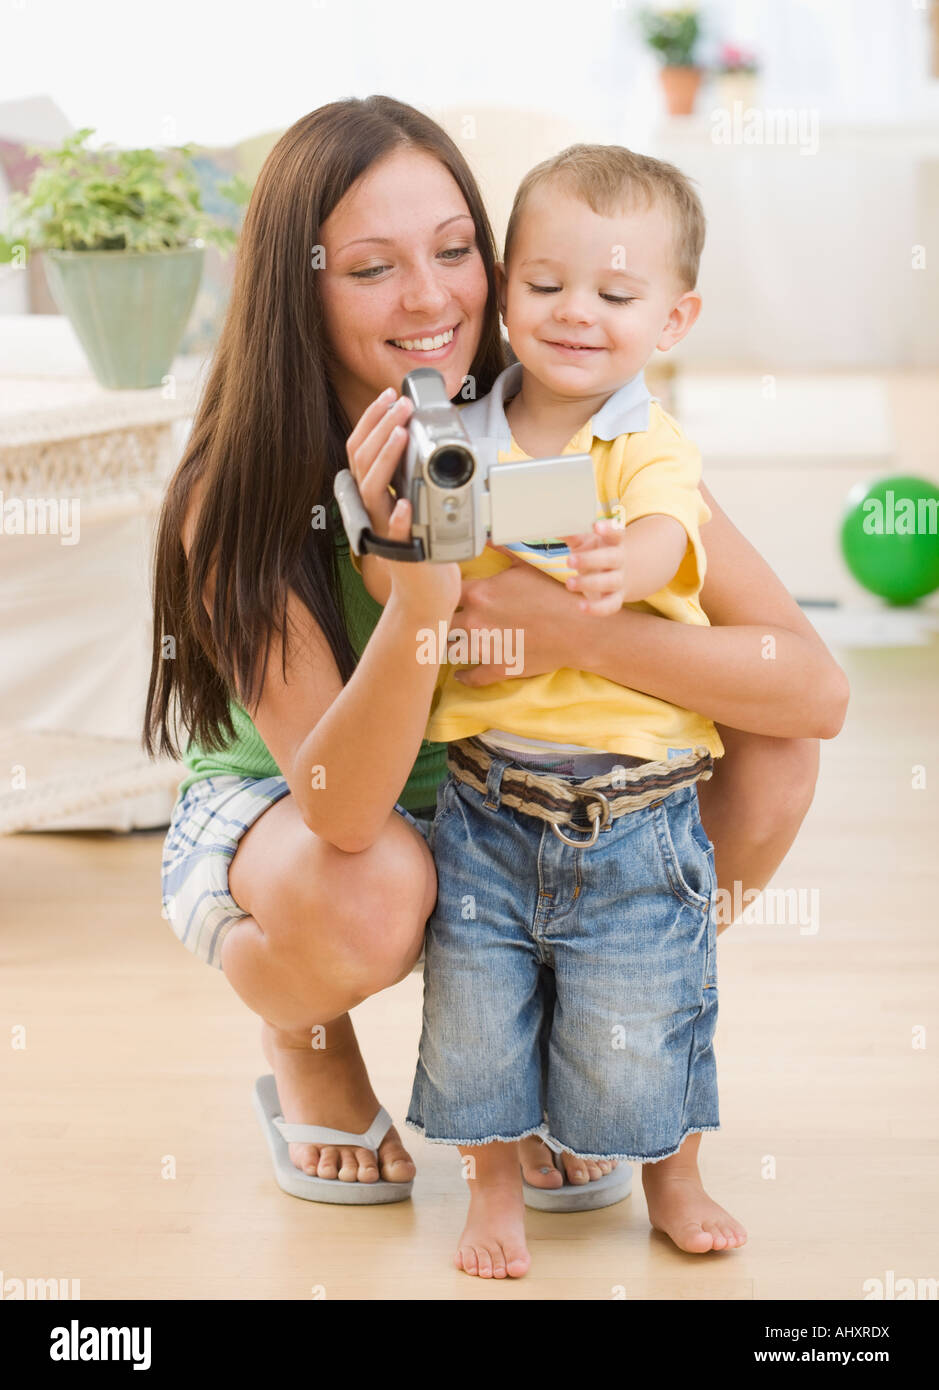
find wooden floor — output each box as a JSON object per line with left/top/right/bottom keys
{"left": 1, "top": 637, "right": 937, "bottom": 1301}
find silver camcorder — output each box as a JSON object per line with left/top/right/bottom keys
{"left": 333, "top": 367, "right": 598, "bottom": 563}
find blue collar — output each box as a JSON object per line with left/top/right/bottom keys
{"left": 459, "top": 360, "right": 652, "bottom": 451}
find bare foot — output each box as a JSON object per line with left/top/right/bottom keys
{"left": 261, "top": 1016, "right": 415, "bottom": 1185}
{"left": 456, "top": 1142, "right": 531, "bottom": 1279}
{"left": 642, "top": 1142, "right": 747, "bottom": 1253}
{"left": 519, "top": 1134, "right": 617, "bottom": 1188}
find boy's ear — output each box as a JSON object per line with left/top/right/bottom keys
{"left": 495, "top": 261, "right": 508, "bottom": 320}
{"left": 656, "top": 290, "right": 702, "bottom": 353}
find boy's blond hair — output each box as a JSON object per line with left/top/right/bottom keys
{"left": 503, "top": 143, "right": 706, "bottom": 292}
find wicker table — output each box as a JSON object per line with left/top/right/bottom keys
{"left": 0, "top": 315, "right": 205, "bottom": 831}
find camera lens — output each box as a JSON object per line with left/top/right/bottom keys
{"left": 427, "top": 446, "right": 474, "bottom": 489}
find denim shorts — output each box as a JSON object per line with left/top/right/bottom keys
{"left": 160, "top": 775, "right": 434, "bottom": 970}
{"left": 405, "top": 752, "right": 719, "bottom": 1163}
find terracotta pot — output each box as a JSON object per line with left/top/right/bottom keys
{"left": 659, "top": 66, "right": 703, "bottom": 117}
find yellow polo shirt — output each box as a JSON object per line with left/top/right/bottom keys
{"left": 351, "top": 365, "right": 723, "bottom": 762}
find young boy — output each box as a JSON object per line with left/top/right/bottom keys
{"left": 369, "top": 146, "right": 747, "bottom": 1277}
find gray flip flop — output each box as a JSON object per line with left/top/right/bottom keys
{"left": 523, "top": 1157, "right": 633, "bottom": 1212}
{"left": 253, "top": 1073, "right": 413, "bottom": 1205}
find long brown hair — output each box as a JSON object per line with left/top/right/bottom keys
{"left": 144, "top": 96, "right": 506, "bottom": 759}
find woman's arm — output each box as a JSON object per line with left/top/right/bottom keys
{"left": 453, "top": 482, "right": 849, "bottom": 740}
{"left": 243, "top": 583, "right": 452, "bottom": 854}
{"left": 183, "top": 479, "right": 457, "bottom": 856}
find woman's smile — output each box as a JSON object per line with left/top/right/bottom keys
{"left": 387, "top": 321, "right": 460, "bottom": 362}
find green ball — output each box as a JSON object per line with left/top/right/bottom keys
{"left": 840, "top": 475, "right": 939, "bottom": 606}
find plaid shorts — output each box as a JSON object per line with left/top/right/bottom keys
{"left": 160, "top": 775, "right": 434, "bottom": 970}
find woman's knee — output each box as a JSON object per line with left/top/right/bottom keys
{"left": 233, "top": 803, "right": 434, "bottom": 996}
{"left": 320, "top": 821, "right": 436, "bottom": 987}
{"left": 704, "top": 730, "right": 820, "bottom": 845}
{"left": 775, "top": 737, "right": 820, "bottom": 822}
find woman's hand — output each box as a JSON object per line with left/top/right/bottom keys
{"left": 345, "top": 386, "right": 460, "bottom": 617}
{"left": 452, "top": 547, "right": 600, "bottom": 685}
{"left": 346, "top": 386, "right": 413, "bottom": 540}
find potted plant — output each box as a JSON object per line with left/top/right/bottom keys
{"left": 0, "top": 128, "right": 248, "bottom": 389}
{"left": 714, "top": 42, "right": 760, "bottom": 112}
{"left": 639, "top": 6, "right": 703, "bottom": 117}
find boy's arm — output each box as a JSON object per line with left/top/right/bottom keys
{"left": 620, "top": 410, "right": 711, "bottom": 602}
{"left": 564, "top": 411, "right": 709, "bottom": 617}
{"left": 565, "top": 513, "right": 688, "bottom": 613}
{"left": 618, "top": 515, "right": 689, "bottom": 599}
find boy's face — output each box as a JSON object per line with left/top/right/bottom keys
{"left": 499, "top": 186, "right": 700, "bottom": 398}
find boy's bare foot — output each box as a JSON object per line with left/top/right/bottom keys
{"left": 519, "top": 1134, "right": 617, "bottom": 1188}
{"left": 456, "top": 1142, "right": 531, "bottom": 1279}
{"left": 642, "top": 1136, "right": 747, "bottom": 1253}
{"left": 261, "top": 1016, "right": 415, "bottom": 1185}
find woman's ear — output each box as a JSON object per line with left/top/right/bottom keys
{"left": 495, "top": 261, "right": 508, "bottom": 321}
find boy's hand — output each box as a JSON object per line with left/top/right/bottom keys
{"left": 560, "top": 519, "right": 628, "bottom": 617}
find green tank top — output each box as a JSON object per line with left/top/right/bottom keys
{"left": 178, "top": 501, "right": 448, "bottom": 812}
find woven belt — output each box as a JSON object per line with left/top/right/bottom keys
{"left": 447, "top": 736, "right": 714, "bottom": 848}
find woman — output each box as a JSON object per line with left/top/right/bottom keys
{"left": 145, "top": 95, "right": 848, "bottom": 1205}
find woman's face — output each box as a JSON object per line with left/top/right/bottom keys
{"left": 319, "top": 148, "right": 489, "bottom": 424}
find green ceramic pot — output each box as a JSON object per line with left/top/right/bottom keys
{"left": 43, "top": 243, "right": 204, "bottom": 389}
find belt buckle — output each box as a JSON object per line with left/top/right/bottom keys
{"left": 550, "top": 788, "right": 611, "bottom": 848}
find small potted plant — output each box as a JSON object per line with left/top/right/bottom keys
{"left": 639, "top": 6, "right": 703, "bottom": 117}
{"left": 0, "top": 128, "right": 248, "bottom": 389}
{"left": 714, "top": 42, "right": 760, "bottom": 112}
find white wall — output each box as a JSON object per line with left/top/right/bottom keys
{"left": 653, "top": 122, "right": 938, "bottom": 369}
{"left": 1, "top": 0, "right": 626, "bottom": 149}
{"left": 3, "top": 0, "right": 936, "bottom": 367}
{"left": 2, "top": 0, "right": 936, "bottom": 150}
